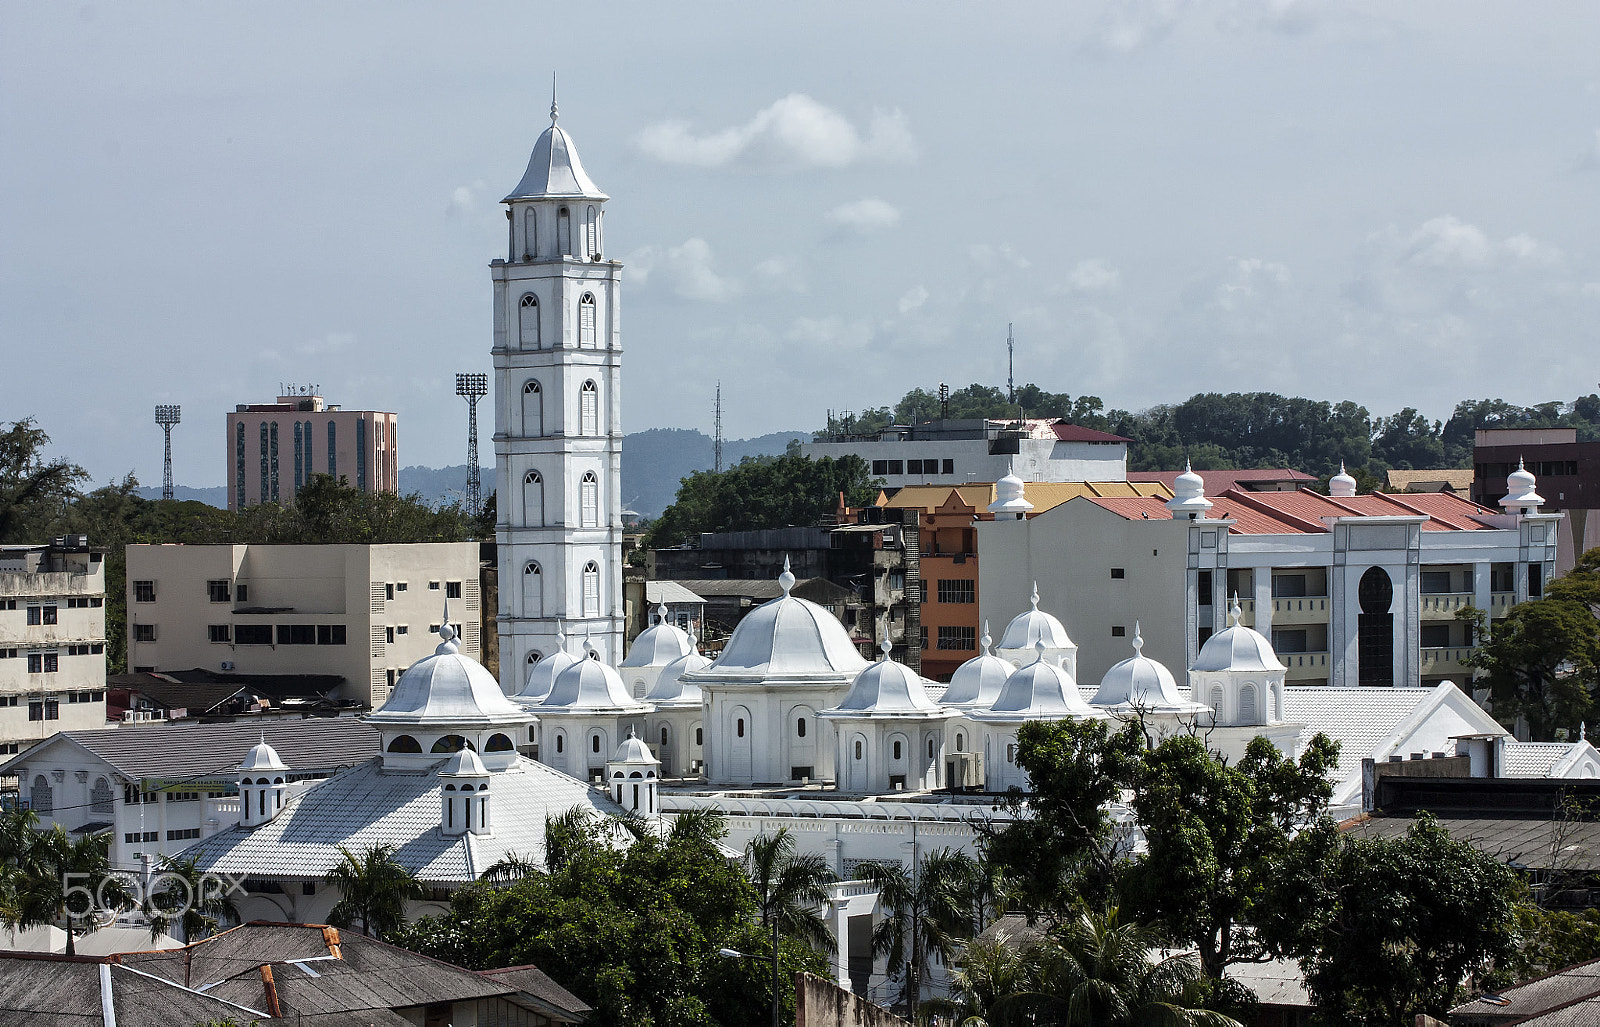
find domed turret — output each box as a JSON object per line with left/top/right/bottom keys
{"left": 620, "top": 604, "right": 694, "bottom": 698}
{"left": 689, "top": 557, "right": 868, "bottom": 683}
{"left": 1500, "top": 458, "right": 1544, "bottom": 514}
{"left": 940, "top": 622, "right": 1012, "bottom": 710}
{"left": 1192, "top": 596, "right": 1286, "bottom": 674}
{"left": 607, "top": 727, "right": 661, "bottom": 814}
{"left": 439, "top": 747, "right": 491, "bottom": 837}
{"left": 824, "top": 638, "right": 950, "bottom": 717}
{"left": 1190, "top": 596, "right": 1287, "bottom": 728}
{"left": 538, "top": 640, "right": 652, "bottom": 715}
{"left": 1091, "top": 624, "right": 1209, "bottom": 715}
{"left": 1328, "top": 462, "right": 1358, "bottom": 498}
{"left": 988, "top": 466, "right": 1034, "bottom": 521}
{"left": 1165, "top": 461, "right": 1212, "bottom": 520}
{"left": 997, "top": 584, "right": 1078, "bottom": 676}
{"left": 238, "top": 735, "right": 289, "bottom": 828}
{"left": 517, "top": 623, "right": 578, "bottom": 706}
{"left": 645, "top": 640, "right": 711, "bottom": 708}
{"left": 503, "top": 85, "right": 608, "bottom": 202}
{"left": 973, "top": 642, "right": 1102, "bottom": 723}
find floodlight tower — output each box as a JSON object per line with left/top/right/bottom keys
{"left": 154, "top": 405, "right": 181, "bottom": 501}
{"left": 1006, "top": 323, "right": 1015, "bottom": 405}
{"left": 455, "top": 373, "right": 488, "bottom": 518}
{"left": 713, "top": 381, "right": 724, "bottom": 474}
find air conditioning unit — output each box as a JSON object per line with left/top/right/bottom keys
{"left": 221, "top": 661, "right": 235, "bottom": 671}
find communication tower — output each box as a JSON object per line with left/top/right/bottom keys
{"left": 1007, "top": 323, "right": 1015, "bottom": 405}
{"left": 714, "top": 381, "right": 724, "bottom": 473}
{"left": 154, "top": 405, "right": 181, "bottom": 501}
{"left": 455, "top": 373, "right": 488, "bottom": 518}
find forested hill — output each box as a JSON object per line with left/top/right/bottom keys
{"left": 821, "top": 387, "right": 1600, "bottom": 479}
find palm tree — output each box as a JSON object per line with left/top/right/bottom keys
{"left": 932, "top": 930, "right": 1047, "bottom": 1027}
{"left": 146, "top": 854, "right": 240, "bottom": 942}
{"left": 478, "top": 851, "right": 542, "bottom": 885}
{"left": 1033, "top": 907, "right": 1240, "bottom": 1027}
{"left": 323, "top": 844, "right": 424, "bottom": 939}
{"left": 744, "top": 828, "right": 837, "bottom": 950}
{"left": 859, "top": 848, "right": 982, "bottom": 1020}
{"left": 2, "top": 824, "right": 132, "bottom": 955}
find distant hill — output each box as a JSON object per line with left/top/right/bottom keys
{"left": 136, "top": 428, "right": 808, "bottom": 518}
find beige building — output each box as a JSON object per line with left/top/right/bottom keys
{"left": 226, "top": 390, "right": 398, "bottom": 510}
{"left": 0, "top": 539, "right": 108, "bottom": 755}
{"left": 125, "top": 543, "right": 481, "bottom": 707}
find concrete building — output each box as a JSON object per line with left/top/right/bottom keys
{"left": 226, "top": 390, "right": 397, "bottom": 510}
{"left": 1473, "top": 427, "right": 1600, "bottom": 574}
{"left": 978, "top": 465, "right": 1561, "bottom": 689}
{"left": 803, "top": 417, "right": 1129, "bottom": 486}
{"left": 124, "top": 542, "right": 482, "bottom": 707}
{"left": 0, "top": 538, "right": 108, "bottom": 755}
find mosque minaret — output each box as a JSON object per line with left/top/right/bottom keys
{"left": 493, "top": 87, "right": 625, "bottom": 677}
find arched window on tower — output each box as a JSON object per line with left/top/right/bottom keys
{"left": 580, "top": 379, "right": 599, "bottom": 435}
{"left": 519, "top": 294, "right": 540, "bottom": 349}
{"left": 582, "top": 561, "right": 601, "bottom": 618}
{"left": 521, "top": 380, "right": 543, "bottom": 435}
{"left": 523, "top": 562, "right": 542, "bottom": 618}
{"left": 585, "top": 205, "right": 599, "bottom": 258}
{"left": 1238, "top": 684, "right": 1258, "bottom": 725}
{"left": 523, "top": 470, "right": 544, "bottom": 527}
{"left": 578, "top": 294, "right": 597, "bottom": 348}
{"left": 580, "top": 472, "right": 599, "bottom": 527}
{"left": 523, "top": 208, "right": 537, "bottom": 259}
{"left": 558, "top": 206, "right": 572, "bottom": 255}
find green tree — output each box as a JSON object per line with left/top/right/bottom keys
{"left": 1290, "top": 814, "right": 1518, "bottom": 1026}
{"left": 0, "top": 813, "right": 133, "bottom": 956}
{"left": 1461, "top": 599, "right": 1600, "bottom": 741}
{"left": 147, "top": 854, "right": 241, "bottom": 942}
{"left": 323, "top": 844, "right": 425, "bottom": 939}
{"left": 858, "top": 848, "right": 981, "bottom": 1020}
{"left": 644, "top": 453, "right": 881, "bottom": 550}
{"left": 744, "top": 828, "right": 837, "bottom": 950}
{"left": 0, "top": 419, "right": 89, "bottom": 543}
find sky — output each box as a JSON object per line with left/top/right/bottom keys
{"left": 3, "top": 1, "right": 1598, "bottom": 489}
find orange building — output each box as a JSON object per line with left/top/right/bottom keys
{"left": 840, "top": 480, "right": 1172, "bottom": 681}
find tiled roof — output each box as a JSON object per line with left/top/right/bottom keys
{"left": 1128, "top": 468, "right": 1316, "bottom": 489}
{"left": 1049, "top": 423, "right": 1130, "bottom": 443}
{"left": 0, "top": 717, "right": 381, "bottom": 783}
{"left": 1387, "top": 468, "right": 1475, "bottom": 492}
{"left": 0, "top": 953, "right": 267, "bottom": 1026}
{"left": 1501, "top": 741, "right": 1577, "bottom": 778}
{"left": 181, "top": 755, "right": 628, "bottom": 884}
{"left": 1285, "top": 686, "right": 1437, "bottom": 774}
{"left": 883, "top": 481, "right": 1170, "bottom": 516}
{"left": 1452, "top": 958, "right": 1600, "bottom": 1023}
{"left": 481, "top": 964, "right": 592, "bottom": 1017}
{"left": 1343, "top": 815, "right": 1600, "bottom": 873}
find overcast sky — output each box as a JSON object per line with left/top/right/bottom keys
{"left": 4, "top": 1, "right": 1598, "bottom": 488}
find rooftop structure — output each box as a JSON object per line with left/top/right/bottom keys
{"left": 803, "top": 417, "right": 1130, "bottom": 487}
{"left": 226, "top": 390, "right": 397, "bottom": 509}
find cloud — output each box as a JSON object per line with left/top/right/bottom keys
{"left": 784, "top": 315, "right": 875, "bottom": 352}
{"left": 1370, "top": 216, "right": 1562, "bottom": 274}
{"left": 751, "top": 256, "right": 807, "bottom": 294}
{"left": 445, "top": 180, "right": 487, "bottom": 218}
{"left": 1212, "top": 257, "right": 1291, "bottom": 312}
{"left": 1090, "top": 0, "right": 1190, "bottom": 54}
{"left": 968, "top": 244, "right": 1032, "bottom": 271}
{"left": 1062, "top": 258, "right": 1122, "bottom": 293}
{"left": 898, "top": 286, "right": 929, "bottom": 313}
{"left": 625, "top": 238, "right": 740, "bottom": 302}
{"left": 825, "top": 198, "right": 901, "bottom": 235}
{"left": 636, "top": 94, "right": 916, "bottom": 170}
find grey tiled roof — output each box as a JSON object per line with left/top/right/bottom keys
{"left": 1343, "top": 815, "right": 1600, "bottom": 872}
{"left": 0, "top": 954, "right": 267, "bottom": 1026}
{"left": 181, "top": 755, "right": 628, "bottom": 883}
{"left": 481, "top": 964, "right": 592, "bottom": 1018}
{"left": 1452, "top": 958, "right": 1600, "bottom": 1022}
{"left": 1502, "top": 741, "right": 1574, "bottom": 778}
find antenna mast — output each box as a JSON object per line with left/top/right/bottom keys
{"left": 455, "top": 373, "right": 488, "bottom": 518}
{"left": 713, "top": 381, "right": 724, "bottom": 473}
{"left": 1006, "top": 323, "right": 1015, "bottom": 405}
{"left": 154, "top": 405, "right": 181, "bottom": 501}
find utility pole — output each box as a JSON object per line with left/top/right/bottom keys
{"left": 154, "top": 405, "right": 181, "bottom": 501}
{"left": 1006, "top": 322, "right": 1015, "bottom": 405}
{"left": 714, "top": 381, "right": 724, "bottom": 474}
{"left": 455, "top": 373, "right": 487, "bottom": 518}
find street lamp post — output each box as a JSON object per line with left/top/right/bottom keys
{"left": 719, "top": 917, "right": 782, "bottom": 1027}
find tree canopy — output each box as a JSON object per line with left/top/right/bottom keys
{"left": 643, "top": 453, "right": 881, "bottom": 550}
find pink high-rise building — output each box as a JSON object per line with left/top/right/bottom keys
{"left": 226, "top": 390, "right": 398, "bottom": 510}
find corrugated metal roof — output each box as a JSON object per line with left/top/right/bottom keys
{"left": 1452, "top": 958, "right": 1600, "bottom": 1022}
{"left": 644, "top": 581, "right": 706, "bottom": 605}
{"left": 883, "top": 481, "right": 1170, "bottom": 515}
{"left": 1387, "top": 468, "right": 1475, "bottom": 492}
{"left": 1343, "top": 815, "right": 1600, "bottom": 873}
{"left": 481, "top": 964, "right": 592, "bottom": 1017}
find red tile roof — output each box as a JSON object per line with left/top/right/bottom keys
{"left": 1049, "top": 422, "right": 1131, "bottom": 443}
{"left": 1127, "top": 468, "right": 1317, "bottom": 490}
{"left": 1079, "top": 487, "right": 1499, "bottom": 536}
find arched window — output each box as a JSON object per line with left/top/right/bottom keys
{"left": 580, "top": 471, "right": 599, "bottom": 527}
{"left": 1238, "top": 685, "right": 1258, "bottom": 724}
{"left": 737, "top": 718, "right": 746, "bottom": 739}
{"left": 32, "top": 776, "right": 52, "bottom": 817}
{"left": 1007, "top": 743, "right": 1016, "bottom": 764}
{"left": 521, "top": 379, "right": 543, "bottom": 435}
{"left": 796, "top": 717, "right": 807, "bottom": 738}
{"left": 523, "top": 208, "right": 537, "bottom": 259}
{"left": 526, "top": 650, "right": 542, "bottom": 664}
{"left": 591, "top": 734, "right": 601, "bottom": 754}
{"left": 580, "top": 380, "right": 599, "bottom": 435}
{"left": 582, "top": 561, "right": 601, "bottom": 617}
{"left": 522, "top": 561, "right": 542, "bottom": 618}
{"left": 431, "top": 735, "right": 472, "bottom": 753}
{"left": 696, "top": 727, "right": 703, "bottom": 746}
{"left": 955, "top": 733, "right": 964, "bottom": 752}
{"left": 558, "top": 206, "right": 572, "bottom": 255}
{"left": 579, "top": 294, "right": 597, "bottom": 348}
{"left": 387, "top": 735, "right": 422, "bottom": 753}
{"left": 660, "top": 726, "right": 669, "bottom": 746}
{"left": 91, "top": 777, "right": 113, "bottom": 815}
{"left": 556, "top": 734, "right": 565, "bottom": 753}
{"left": 523, "top": 469, "right": 544, "bottom": 527}
{"left": 519, "top": 294, "right": 540, "bottom": 349}
{"left": 585, "top": 205, "right": 599, "bottom": 258}
{"left": 1358, "top": 566, "right": 1396, "bottom": 687}
{"left": 1209, "top": 684, "right": 1224, "bottom": 713}
{"left": 486, "top": 733, "right": 514, "bottom": 752}
{"left": 1273, "top": 683, "right": 1283, "bottom": 721}
{"left": 854, "top": 740, "right": 863, "bottom": 760}
{"left": 927, "top": 738, "right": 935, "bottom": 759}
{"left": 893, "top": 740, "right": 903, "bottom": 760}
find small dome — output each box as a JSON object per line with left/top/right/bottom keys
{"left": 695, "top": 559, "right": 868, "bottom": 682}
{"left": 1500, "top": 458, "right": 1543, "bottom": 511}
{"left": 503, "top": 97, "right": 607, "bottom": 201}
{"left": 519, "top": 648, "right": 579, "bottom": 704}
{"left": 988, "top": 469, "right": 1034, "bottom": 517}
{"left": 1092, "top": 625, "right": 1208, "bottom": 713}
{"left": 238, "top": 736, "right": 287, "bottom": 773}
{"left": 1328, "top": 462, "right": 1358, "bottom": 498}
{"left": 538, "top": 644, "right": 651, "bottom": 714}
{"left": 645, "top": 647, "right": 711, "bottom": 707}
{"left": 610, "top": 728, "right": 660, "bottom": 767}
{"left": 824, "top": 640, "right": 950, "bottom": 718}
{"left": 621, "top": 606, "right": 693, "bottom": 668}
{"left": 439, "top": 747, "right": 488, "bottom": 777}
{"left": 941, "top": 622, "right": 1011, "bottom": 708}
{"left": 1165, "top": 461, "right": 1212, "bottom": 518}
{"left": 367, "top": 625, "right": 532, "bottom": 728}
{"left": 999, "top": 584, "right": 1074, "bottom": 653}
{"left": 1191, "top": 598, "right": 1286, "bottom": 673}
{"left": 973, "top": 643, "right": 1100, "bottom": 722}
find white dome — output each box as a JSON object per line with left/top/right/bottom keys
{"left": 645, "top": 648, "right": 711, "bottom": 707}
{"left": 1165, "top": 461, "right": 1212, "bottom": 518}
{"left": 610, "top": 728, "right": 660, "bottom": 767}
{"left": 1191, "top": 599, "right": 1286, "bottom": 673}
{"left": 824, "top": 641, "right": 951, "bottom": 719}
{"left": 503, "top": 102, "right": 607, "bottom": 201}
{"left": 1092, "top": 626, "right": 1208, "bottom": 713}
{"left": 941, "top": 623, "right": 1011, "bottom": 709}
{"left": 971, "top": 644, "right": 1101, "bottom": 722}
{"left": 1328, "top": 462, "right": 1358, "bottom": 498}
{"left": 519, "top": 648, "right": 579, "bottom": 704}
{"left": 1501, "top": 459, "right": 1543, "bottom": 511}
{"left": 999, "top": 585, "right": 1075, "bottom": 653}
{"left": 238, "top": 737, "right": 287, "bottom": 773}
{"left": 439, "top": 747, "right": 488, "bottom": 777}
{"left": 367, "top": 630, "right": 532, "bottom": 729}
{"left": 988, "top": 470, "right": 1034, "bottom": 517}
{"left": 538, "top": 648, "right": 651, "bottom": 714}
{"left": 693, "top": 561, "right": 867, "bottom": 683}
{"left": 620, "top": 606, "right": 693, "bottom": 669}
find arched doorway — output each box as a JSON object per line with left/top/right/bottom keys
{"left": 1358, "top": 566, "right": 1395, "bottom": 687}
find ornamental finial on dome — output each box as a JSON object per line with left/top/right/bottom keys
{"left": 779, "top": 555, "right": 796, "bottom": 596}
{"left": 654, "top": 603, "right": 669, "bottom": 625}
{"left": 583, "top": 635, "right": 598, "bottom": 660}
{"left": 550, "top": 71, "right": 559, "bottom": 124}
{"left": 1228, "top": 593, "right": 1242, "bottom": 627}
{"left": 879, "top": 633, "right": 892, "bottom": 662}
{"left": 1132, "top": 621, "right": 1144, "bottom": 656}
{"left": 436, "top": 598, "right": 459, "bottom": 654}
{"left": 556, "top": 619, "right": 566, "bottom": 651}
{"left": 1031, "top": 638, "right": 1047, "bottom": 664}
{"left": 1329, "top": 462, "right": 1358, "bottom": 498}
{"left": 1030, "top": 582, "right": 1040, "bottom": 611}
{"left": 981, "top": 620, "right": 993, "bottom": 653}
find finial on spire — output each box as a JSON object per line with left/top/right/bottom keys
{"left": 556, "top": 619, "right": 566, "bottom": 650}
{"left": 1030, "top": 582, "right": 1040, "bottom": 610}
{"left": 626, "top": 724, "right": 636, "bottom": 740}
{"left": 583, "top": 634, "right": 599, "bottom": 660}
{"left": 550, "top": 72, "right": 559, "bottom": 124}
{"left": 879, "top": 633, "right": 892, "bottom": 661}
{"left": 1185, "top": 458, "right": 1193, "bottom": 473}
{"left": 1032, "top": 638, "right": 1047, "bottom": 664}
{"left": 1518, "top": 455, "right": 1526, "bottom": 472}
{"left": 1583, "top": 722, "right": 1588, "bottom": 741}
{"left": 1339, "top": 461, "right": 1346, "bottom": 475}
{"left": 1228, "top": 592, "right": 1242, "bottom": 627}
{"left": 980, "top": 620, "right": 992, "bottom": 653}
{"left": 655, "top": 603, "right": 669, "bottom": 625}
{"left": 436, "top": 598, "right": 458, "bottom": 652}
{"left": 1132, "top": 620, "right": 1143, "bottom": 656}
{"left": 779, "top": 555, "right": 795, "bottom": 597}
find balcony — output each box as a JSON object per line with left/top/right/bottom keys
{"left": 1420, "top": 593, "right": 1473, "bottom": 619}
{"left": 1489, "top": 592, "right": 1515, "bottom": 615}
{"left": 1271, "top": 596, "right": 1329, "bottom": 625}
{"left": 1281, "top": 651, "right": 1329, "bottom": 680}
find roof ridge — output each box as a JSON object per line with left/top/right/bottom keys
{"left": 1217, "top": 488, "right": 1329, "bottom": 533}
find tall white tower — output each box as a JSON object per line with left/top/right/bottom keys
{"left": 493, "top": 88, "right": 624, "bottom": 681}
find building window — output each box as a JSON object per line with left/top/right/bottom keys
{"left": 936, "top": 580, "right": 975, "bottom": 604}
{"left": 579, "top": 294, "right": 597, "bottom": 347}
{"left": 207, "top": 580, "right": 231, "bottom": 603}
{"left": 133, "top": 581, "right": 156, "bottom": 603}
{"left": 31, "top": 777, "right": 52, "bottom": 816}
{"left": 1530, "top": 564, "right": 1544, "bottom": 598}
{"left": 356, "top": 418, "right": 366, "bottom": 492}
{"left": 446, "top": 581, "right": 462, "bottom": 599}
{"left": 591, "top": 734, "right": 601, "bottom": 754}
{"left": 942, "top": 459, "right": 954, "bottom": 474}
{"left": 26, "top": 606, "right": 40, "bottom": 625}
{"left": 855, "top": 739, "right": 863, "bottom": 760}
{"left": 936, "top": 625, "right": 976, "bottom": 651}
{"left": 1110, "top": 568, "right": 1125, "bottom": 579}
{"left": 1420, "top": 623, "right": 1451, "bottom": 648}
{"left": 1197, "top": 570, "right": 1213, "bottom": 605}
{"left": 1419, "top": 571, "right": 1452, "bottom": 595}
{"left": 581, "top": 380, "right": 599, "bottom": 435}
{"left": 208, "top": 624, "right": 231, "bottom": 643}
{"left": 327, "top": 421, "right": 337, "bottom": 481}
{"left": 235, "top": 624, "right": 273, "bottom": 645}
{"left": 269, "top": 421, "right": 279, "bottom": 501}
{"left": 696, "top": 727, "right": 704, "bottom": 746}
{"left": 558, "top": 206, "right": 572, "bottom": 254}
{"left": 523, "top": 469, "right": 545, "bottom": 526}
{"left": 133, "top": 624, "right": 157, "bottom": 643}
{"left": 887, "top": 460, "right": 903, "bottom": 475}
{"left": 235, "top": 422, "right": 246, "bottom": 508}
{"left": 582, "top": 561, "right": 601, "bottom": 618}
{"left": 519, "top": 293, "right": 540, "bottom": 349}
{"left": 873, "top": 460, "right": 888, "bottom": 475}
{"left": 523, "top": 208, "right": 537, "bottom": 258}
{"left": 893, "top": 741, "right": 902, "bottom": 760}
{"left": 797, "top": 717, "right": 807, "bottom": 738}
{"left": 522, "top": 380, "right": 543, "bottom": 436}
{"left": 28, "top": 698, "right": 59, "bottom": 721}
{"left": 581, "top": 472, "right": 599, "bottom": 527}
{"left": 386, "top": 626, "right": 395, "bottom": 644}
{"left": 276, "top": 624, "right": 316, "bottom": 645}
{"left": 316, "top": 624, "right": 347, "bottom": 645}
{"left": 1271, "top": 628, "right": 1309, "bottom": 654}
{"left": 523, "top": 562, "right": 543, "bottom": 618}
{"left": 585, "top": 204, "right": 599, "bottom": 257}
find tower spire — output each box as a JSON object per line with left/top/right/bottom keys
{"left": 550, "top": 72, "right": 559, "bottom": 124}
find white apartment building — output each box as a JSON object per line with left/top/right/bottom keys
{"left": 0, "top": 539, "right": 108, "bottom": 755}
{"left": 226, "top": 390, "right": 398, "bottom": 510}
{"left": 978, "top": 465, "right": 1562, "bottom": 689}
{"left": 124, "top": 543, "right": 482, "bottom": 707}
{"left": 802, "top": 418, "right": 1128, "bottom": 486}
